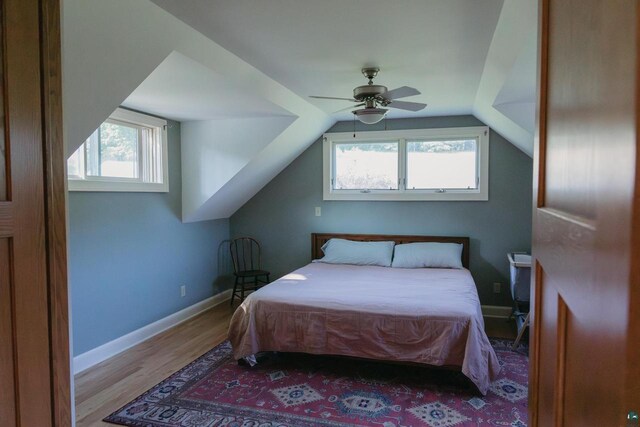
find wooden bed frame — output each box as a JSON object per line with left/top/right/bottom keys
{"left": 311, "top": 233, "right": 470, "bottom": 268}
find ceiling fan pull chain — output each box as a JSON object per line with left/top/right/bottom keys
{"left": 353, "top": 113, "right": 356, "bottom": 138}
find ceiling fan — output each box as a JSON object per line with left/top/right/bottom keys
{"left": 310, "top": 67, "right": 427, "bottom": 124}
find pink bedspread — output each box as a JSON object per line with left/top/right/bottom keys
{"left": 228, "top": 262, "right": 501, "bottom": 394}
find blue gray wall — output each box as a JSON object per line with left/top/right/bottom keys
{"left": 69, "top": 120, "right": 231, "bottom": 356}
{"left": 230, "top": 115, "right": 532, "bottom": 306}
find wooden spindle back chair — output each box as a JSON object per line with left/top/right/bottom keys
{"left": 229, "top": 237, "right": 270, "bottom": 306}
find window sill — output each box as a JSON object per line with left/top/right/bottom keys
{"left": 68, "top": 179, "right": 169, "bottom": 193}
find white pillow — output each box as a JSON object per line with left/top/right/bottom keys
{"left": 315, "top": 238, "right": 395, "bottom": 267}
{"left": 391, "top": 242, "right": 463, "bottom": 269}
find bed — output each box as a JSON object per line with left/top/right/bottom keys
{"left": 228, "top": 233, "right": 501, "bottom": 394}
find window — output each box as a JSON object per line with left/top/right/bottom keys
{"left": 405, "top": 139, "right": 477, "bottom": 190}
{"left": 323, "top": 126, "right": 489, "bottom": 201}
{"left": 334, "top": 141, "right": 398, "bottom": 190}
{"left": 68, "top": 108, "right": 168, "bottom": 192}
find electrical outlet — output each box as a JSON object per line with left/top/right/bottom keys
{"left": 493, "top": 282, "right": 501, "bottom": 294}
{"left": 180, "top": 285, "right": 186, "bottom": 297}
{"left": 315, "top": 206, "right": 321, "bottom": 216}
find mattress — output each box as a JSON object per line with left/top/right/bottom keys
{"left": 228, "top": 262, "right": 501, "bottom": 394}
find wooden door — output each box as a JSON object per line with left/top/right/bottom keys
{"left": 0, "top": 0, "right": 71, "bottom": 426}
{"left": 531, "top": 0, "right": 640, "bottom": 425}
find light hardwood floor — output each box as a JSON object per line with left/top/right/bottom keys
{"left": 74, "top": 302, "right": 517, "bottom": 427}
{"left": 74, "top": 302, "right": 234, "bottom": 427}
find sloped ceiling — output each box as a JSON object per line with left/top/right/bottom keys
{"left": 123, "top": 52, "right": 295, "bottom": 121}
{"left": 151, "top": 0, "right": 504, "bottom": 120}
{"left": 62, "top": 0, "right": 537, "bottom": 222}
{"left": 473, "top": 0, "right": 538, "bottom": 156}
{"left": 150, "top": 0, "right": 537, "bottom": 155}
{"left": 62, "top": 0, "right": 332, "bottom": 222}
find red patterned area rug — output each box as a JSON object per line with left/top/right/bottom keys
{"left": 104, "top": 339, "right": 528, "bottom": 427}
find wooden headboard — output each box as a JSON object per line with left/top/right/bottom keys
{"left": 311, "top": 233, "right": 470, "bottom": 268}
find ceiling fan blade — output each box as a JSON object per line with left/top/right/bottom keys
{"left": 332, "top": 103, "right": 365, "bottom": 113}
{"left": 309, "top": 95, "right": 358, "bottom": 102}
{"left": 389, "top": 100, "right": 427, "bottom": 112}
{"left": 383, "top": 86, "right": 421, "bottom": 100}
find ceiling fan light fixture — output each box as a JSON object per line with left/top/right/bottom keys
{"left": 353, "top": 108, "right": 388, "bottom": 124}
{"left": 309, "top": 68, "right": 426, "bottom": 119}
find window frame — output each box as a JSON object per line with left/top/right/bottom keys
{"left": 323, "top": 126, "right": 489, "bottom": 201}
{"left": 68, "top": 108, "right": 169, "bottom": 193}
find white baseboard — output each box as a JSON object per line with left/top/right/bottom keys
{"left": 73, "top": 289, "right": 232, "bottom": 375}
{"left": 481, "top": 305, "right": 513, "bottom": 319}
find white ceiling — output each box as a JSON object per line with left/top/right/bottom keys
{"left": 492, "top": 33, "right": 537, "bottom": 133}
{"left": 151, "top": 0, "right": 505, "bottom": 121}
{"left": 123, "top": 52, "right": 295, "bottom": 121}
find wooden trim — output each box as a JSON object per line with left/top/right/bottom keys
{"left": 530, "top": 261, "right": 544, "bottom": 427}
{"left": 0, "top": 239, "right": 17, "bottom": 427}
{"left": 0, "top": 201, "right": 13, "bottom": 237}
{"left": 627, "top": 0, "right": 640, "bottom": 415}
{"left": 0, "top": 0, "right": 8, "bottom": 203}
{"left": 529, "top": 0, "right": 550, "bottom": 425}
{"left": 39, "top": 0, "right": 71, "bottom": 425}
{"left": 311, "top": 233, "right": 470, "bottom": 268}
{"left": 554, "top": 295, "right": 567, "bottom": 426}
{"left": 535, "top": 0, "right": 549, "bottom": 210}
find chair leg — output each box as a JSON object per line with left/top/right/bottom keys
{"left": 231, "top": 276, "right": 239, "bottom": 307}
{"left": 240, "top": 277, "right": 245, "bottom": 302}
{"left": 512, "top": 312, "right": 530, "bottom": 350}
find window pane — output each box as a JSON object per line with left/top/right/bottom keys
{"left": 88, "top": 121, "right": 139, "bottom": 178}
{"left": 406, "top": 139, "right": 477, "bottom": 189}
{"left": 67, "top": 146, "right": 83, "bottom": 177}
{"left": 334, "top": 142, "right": 398, "bottom": 190}
{"left": 141, "top": 128, "right": 163, "bottom": 184}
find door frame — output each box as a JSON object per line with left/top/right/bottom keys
{"left": 528, "top": 0, "right": 548, "bottom": 424}
{"left": 40, "top": 0, "right": 72, "bottom": 425}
